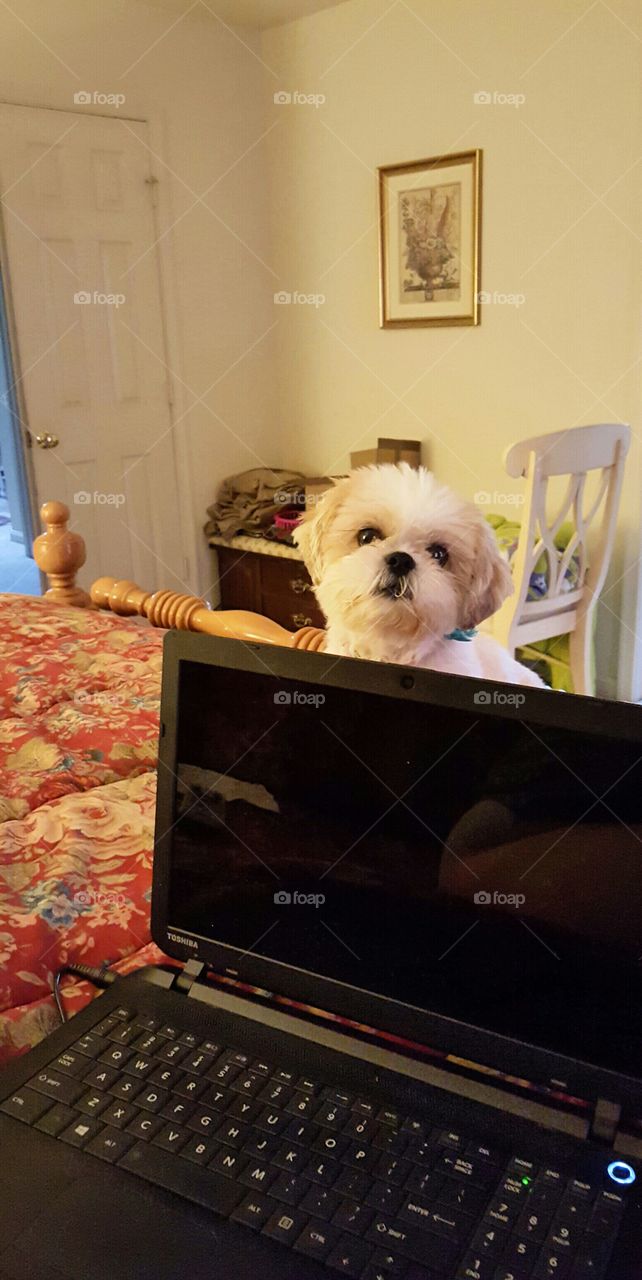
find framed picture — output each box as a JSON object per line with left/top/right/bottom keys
{"left": 378, "top": 149, "right": 482, "bottom": 328}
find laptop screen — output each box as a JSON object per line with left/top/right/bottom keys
{"left": 164, "top": 656, "right": 642, "bottom": 1082}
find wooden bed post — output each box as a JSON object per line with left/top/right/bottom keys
{"left": 32, "top": 499, "right": 326, "bottom": 650}
{"left": 32, "top": 502, "right": 93, "bottom": 608}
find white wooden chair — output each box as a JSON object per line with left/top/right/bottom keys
{"left": 489, "top": 423, "right": 631, "bottom": 696}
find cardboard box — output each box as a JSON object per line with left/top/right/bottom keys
{"left": 350, "top": 438, "right": 422, "bottom": 470}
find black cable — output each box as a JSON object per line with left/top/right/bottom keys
{"left": 53, "top": 962, "right": 117, "bottom": 1023}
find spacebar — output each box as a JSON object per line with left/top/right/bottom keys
{"left": 118, "top": 1142, "right": 246, "bottom": 1216}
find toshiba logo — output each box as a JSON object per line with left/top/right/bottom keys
{"left": 168, "top": 932, "right": 197, "bottom": 948}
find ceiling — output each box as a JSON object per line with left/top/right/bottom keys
{"left": 142, "top": 0, "right": 350, "bottom": 29}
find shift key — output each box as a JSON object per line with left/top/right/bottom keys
{"left": 27, "top": 1070, "right": 85, "bottom": 1106}
{"left": 366, "top": 1214, "right": 459, "bottom": 1272}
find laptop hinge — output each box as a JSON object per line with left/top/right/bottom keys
{"left": 590, "top": 1097, "right": 621, "bottom": 1145}
{"left": 172, "top": 958, "right": 206, "bottom": 994}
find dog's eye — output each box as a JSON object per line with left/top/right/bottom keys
{"left": 357, "top": 527, "right": 382, "bottom": 546}
{"left": 427, "top": 542, "right": 449, "bottom": 566}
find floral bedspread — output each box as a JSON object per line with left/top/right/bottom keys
{"left": 0, "top": 595, "right": 168, "bottom": 1064}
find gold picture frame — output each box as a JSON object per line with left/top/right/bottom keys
{"left": 378, "top": 149, "right": 482, "bottom": 328}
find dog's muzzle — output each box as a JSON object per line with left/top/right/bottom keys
{"left": 377, "top": 550, "right": 416, "bottom": 600}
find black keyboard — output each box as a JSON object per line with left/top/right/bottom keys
{"left": 0, "top": 1002, "right": 630, "bottom": 1280}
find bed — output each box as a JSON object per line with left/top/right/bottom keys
{"left": 0, "top": 502, "right": 325, "bottom": 1064}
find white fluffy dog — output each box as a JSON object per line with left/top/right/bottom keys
{"left": 295, "top": 464, "right": 544, "bottom": 687}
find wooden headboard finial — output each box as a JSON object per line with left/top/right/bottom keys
{"left": 33, "top": 501, "right": 93, "bottom": 608}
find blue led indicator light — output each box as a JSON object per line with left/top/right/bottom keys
{"left": 607, "top": 1161, "right": 636, "bottom": 1185}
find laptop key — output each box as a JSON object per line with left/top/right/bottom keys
{"left": 315, "top": 1131, "right": 351, "bottom": 1160}
{"left": 137, "top": 1086, "right": 169, "bottom": 1113}
{"left": 239, "top": 1160, "right": 278, "bottom": 1192}
{"left": 152, "top": 1123, "right": 190, "bottom": 1153}
{"left": 28, "top": 1070, "right": 85, "bottom": 1106}
{"left": 173, "top": 1075, "right": 208, "bottom": 1102}
{"left": 315, "top": 1101, "right": 350, "bottom": 1130}
{"left": 85, "top": 1128, "right": 135, "bottom": 1164}
{"left": 269, "top": 1172, "right": 312, "bottom": 1206}
{"left": 243, "top": 1131, "right": 280, "bottom": 1162}
{"left": 118, "top": 1141, "right": 246, "bottom": 1215}
{"left": 366, "top": 1182, "right": 405, "bottom": 1215}
{"left": 334, "top": 1167, "right": 373, "bottom": 1201}
{"left": 156, "top": 1041, "right": 189, "bottom": 1065}
{"left": 109, "top": 1077, "right": 142, "bottom": 1102}
{"left": 370, "top": 1247, "right": 410, "bottom": 1275}
{"left": 365, "top": 1216, "right": 460, "bottom": 1272}
{"left": 343, "top": 1142, "right": 379, "bottom": 1172}
{"left": 215, "top": 1118, "right": 249, "bottom": 1148}
{"left": 123, "top": 1055, "right": 155, "bottom": 1080}
{"left": 149, "top": 1064, "right": 183, "bottom": 1089}
{"left": 304, "top": 1154, "right": 340, "bottom": 1187}
{"left": 126, "top": 1113, "right": 164, "bottom": 1141}
{"left": 258, "top": 1080, "right": 293, "bottom": 1107}
{"left": 532, "top": 1248, "right": 572, "bottom": 1279}
{"left": 326, "top": 1235, "right": 374, "bottom": 1276}
{"left": 77, "top": 1089, "right": 110, "bottom": 1117}
{"left": 455, "top": 1253, "right": 496, "bottom": 1279}
{"left": 188, "top": 1107, "right": 222, "bottom": 1136}
{"left": 83, "top": 1063, "right": 118, "bottom": 1091}
{"left": 286, "top": 1092, "right": 316, "bottom": 1119}
{"left": 161, "top": 1098, "right": 196, "bottom": 1124}
{"left": 180, "top": 1134, "right": 221, "bottom": 1166}
{"left": 231, "top": 1191, "right": 273, "bottom": 1231}
{"left": 294, "top": 1221, "right": 341, "bottom": 1262}
{"left": 285, "top": 1118, "right": 319, "bottom": 1147}
{"left": 262, "top": 1206, "right": 309, "bottom": 1245}
{"left": 59, "top": 1117, "right": 105, "bottom": 1148}
{"left": 300, "top": 1186, "right": 341, "bottom": 1221}
{"left": 438, "top": 1179, "right": 491, "bottom": 1218}
{"left": 501, "top": 1235, "right": 539, "bottom": 1269}
{"left": 230, "top": 1072, "right": 265, "bottom": 1099}
{"left": 102, "top": 1100, "right": 139, "bottom": 1129}
{"left": 470, "top": 1224, "right": 508, "bottom": 1258}
{"left": 72, "top": 1032, "right": 110, "bottom": 1058}
{"left": 107, "top": 1023, "right": 139, "bottom": 1046}
{"left": 182, "top": 1051, "right": 216, "bottom": 1076}
{"left": 1, "top": 1088, "right": 52, "bottom": 1125}
{"left": 255, "top": 1107, "right": 289, "bottom": 1137}
{"left": 99, "top": 1046, "right": 134, "bottom": 1070}
{"left": 35, "top": 1102, "right": 77, "bottom": 1136}
{"left": 49, "top": 1050, "right": 90, "bottom": 1076}
{"left": 332, "top": 1199, "right": 375, "bottom": 1237}
{"left": 112, "top": 1006, "right": 136, "bottom": 1022}
{"left": 228, "top": 1096, "right": 260, "bottom": 1124}
{"left": 375, "top": 1155, "right": 413, "bottom": 1187}
{"left": 209, "top": 1147, "right": 247, "bottom": 1179}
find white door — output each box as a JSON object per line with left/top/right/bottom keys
{"left": 0, "top": 103, "right": 186, "bottom": 591}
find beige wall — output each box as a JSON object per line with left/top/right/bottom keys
{"left": 0, "top": 0, "right": 275, "bottom": 591}
{"left": 262, "top": 0, "right": 642, "bottom": 697}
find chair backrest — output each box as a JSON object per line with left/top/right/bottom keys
{"left": 502, "top": 423, "right": 630, "bottom": 630}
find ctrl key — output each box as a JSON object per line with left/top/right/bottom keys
{"left": 294, "top": 1221, "right": 341, "bottom": 1262}
{"left": 0, "top": 1088, "right": 51, "bottom": 1126}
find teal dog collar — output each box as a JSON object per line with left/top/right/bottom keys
{"left": 445, "top": 627, "right": 478, "bottom": 642}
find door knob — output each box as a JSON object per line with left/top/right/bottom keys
{"left": 35, "top": 432, "right": 59, "bottom": 449}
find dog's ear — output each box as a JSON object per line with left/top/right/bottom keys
{"left": 294, "top": 480, "right": 347, "bottom": 586}
{"left": 462, "top": 516, "right": 514, "bottom": 628}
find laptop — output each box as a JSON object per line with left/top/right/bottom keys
{"left": 1, "top": 631, "right": 641, "bottom": 1280}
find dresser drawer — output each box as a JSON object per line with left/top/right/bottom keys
{"left": 260, "top": 590, "right": 325, "bottom": 632}
{"left": 260, "top": 554, "right": 316, "bottom": 598}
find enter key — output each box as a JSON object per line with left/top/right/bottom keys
{"left": 399, "top": 1194, "right": 472, "bottom": 1247}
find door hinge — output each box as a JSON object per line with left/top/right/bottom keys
{"left": 173, "top": 958, "right": 206, "bottom": 995}
{"left": 590, "top": 1097, "right": 621, "bottom": 1145}
{"left": 144, "top": 175, "right": 160, "bottom": 207}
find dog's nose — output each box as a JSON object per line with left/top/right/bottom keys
{"left": 385, "top": 551, "right": 415, "bottom": 578}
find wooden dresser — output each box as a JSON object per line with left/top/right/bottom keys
{"left": 209, "top": 535, "right": 325, "bottom": 631}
